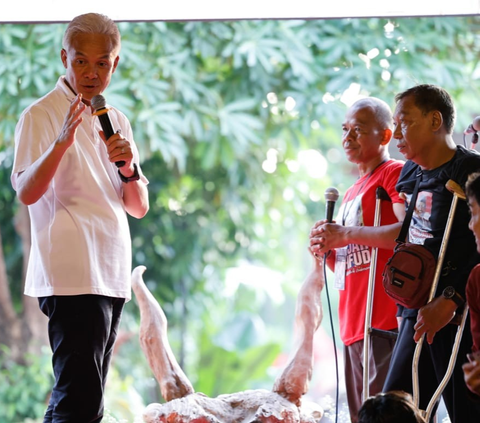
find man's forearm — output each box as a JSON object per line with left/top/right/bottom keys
{"left": 16, "top": 141, "right": 68, "bottom": 205}
{"left": 123, "top": 181, "right": 149, "bottom": 218}
{"left": 344, "top": 221, "right": 402, "bottom": 250}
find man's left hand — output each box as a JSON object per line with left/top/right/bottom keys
{"left": 413, "top": 296, "right": 457, "bottom": 344}
{"left": 463, "top": 354, "right": 480, "bottom": 396}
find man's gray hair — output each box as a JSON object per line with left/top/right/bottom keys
{"left": 351, "top": 97, "right": 393, "bottom": 130}
{"left": 63, "top": 13, "right": 121, "bottom": 55}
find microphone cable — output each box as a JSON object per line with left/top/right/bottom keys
{"left": 322, "top": 251, "right": 340, "bottom": 423}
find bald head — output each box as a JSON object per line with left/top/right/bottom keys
{"left": 349, "top": 97, "right": 393, "bottom": 131}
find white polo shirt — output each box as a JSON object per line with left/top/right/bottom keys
{"left": 11, "top": 77, "right": 147, "bottom": 301}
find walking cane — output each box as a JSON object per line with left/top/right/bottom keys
{"left": 412, "top": 179, "right": 468, "bottom": 422}
{"left": 362, "top": 186, "right": 398, "bottom": 401}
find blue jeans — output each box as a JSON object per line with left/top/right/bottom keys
{"left": 39, "top": 295, "right": 125, "bottom": 423}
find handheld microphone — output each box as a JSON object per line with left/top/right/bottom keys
{"left": 324, "top": 187, "right": 340, "bottom": 223}
{"left": 91, "top": 94, "right": 125, "bottom": 167}
{"left": 464, "top": 116, "right": 480, "bottom": 135}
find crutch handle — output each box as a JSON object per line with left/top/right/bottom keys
{"left": 370, "top": 328, "right": 398, "bottom": 340}
{"left": 446, "top": 179, "right": 466, "bottom": 200}
{"left": 376, "top": 186, "right": 391, "bottom": 202}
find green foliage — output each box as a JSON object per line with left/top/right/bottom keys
{"left": 0, "top": 24, "right": 65, "bottom": 148}
{"left": 186, "top": 280, "right": 286, "bottom": 395}
{"left": 0, "top": 151, "right": 22, "bottom": 308}
{"left": 195, "top": 338, "right": 281, "bottom": 396}
{"left": 103, "top": 367, "right": 146, "bottom": 423}
{"left": 0, "top": 346, "right": 52, "bottom": 422}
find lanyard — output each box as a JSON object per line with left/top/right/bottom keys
{"left": 342, "top": 160, "right": 387, "bottom": 225}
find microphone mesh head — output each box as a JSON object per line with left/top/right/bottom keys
{"left": 324, "top": 187, "right": 340, "bottom": 202}
{"left": 473, "top": 116, "right": 480, "bottom": 132}
{"left": 91, "top": 95, "right": 106, "bottom": 111}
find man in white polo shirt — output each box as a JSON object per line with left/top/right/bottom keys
{"left": 11, "top": 13, "right": 149, "bottom": 423}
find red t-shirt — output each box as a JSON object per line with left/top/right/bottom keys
{"left": 337, "top": 159, "right": 404, "bottom": 346}
{"left": 467, "top": 265, "right": 480, "bottom": 352}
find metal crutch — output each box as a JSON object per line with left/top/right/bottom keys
{"left": 363, "top": 186, "right": 399, "bottom": 401}
{"left": 412, "top": 179, "right": 468, "bottom": 422}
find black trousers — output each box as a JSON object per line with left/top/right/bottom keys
{"left": 39, "top": 295, "right": 125, "bottom": 423}
{"left": 383, "top": 316, "right": 480, "bottom": 423}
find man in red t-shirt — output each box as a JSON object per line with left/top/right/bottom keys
{"left": 310, "top": 97, "right": 405, "bottom": 422}
{"left": 463, "top": 171, "right": 480, "bottom": 396}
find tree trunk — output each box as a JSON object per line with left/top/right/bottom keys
{"left": 14, "top": 203, "right": 49, "bottom": 353}
{"left": 0, "top": 202, "right": 48, "bottom": 362}
{"left": 0, "top": 223, "right": 24, "bottom": 361}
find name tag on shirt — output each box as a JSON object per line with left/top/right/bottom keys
{"left": 334, "top": 247, "right": 347, "bottom": 290}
